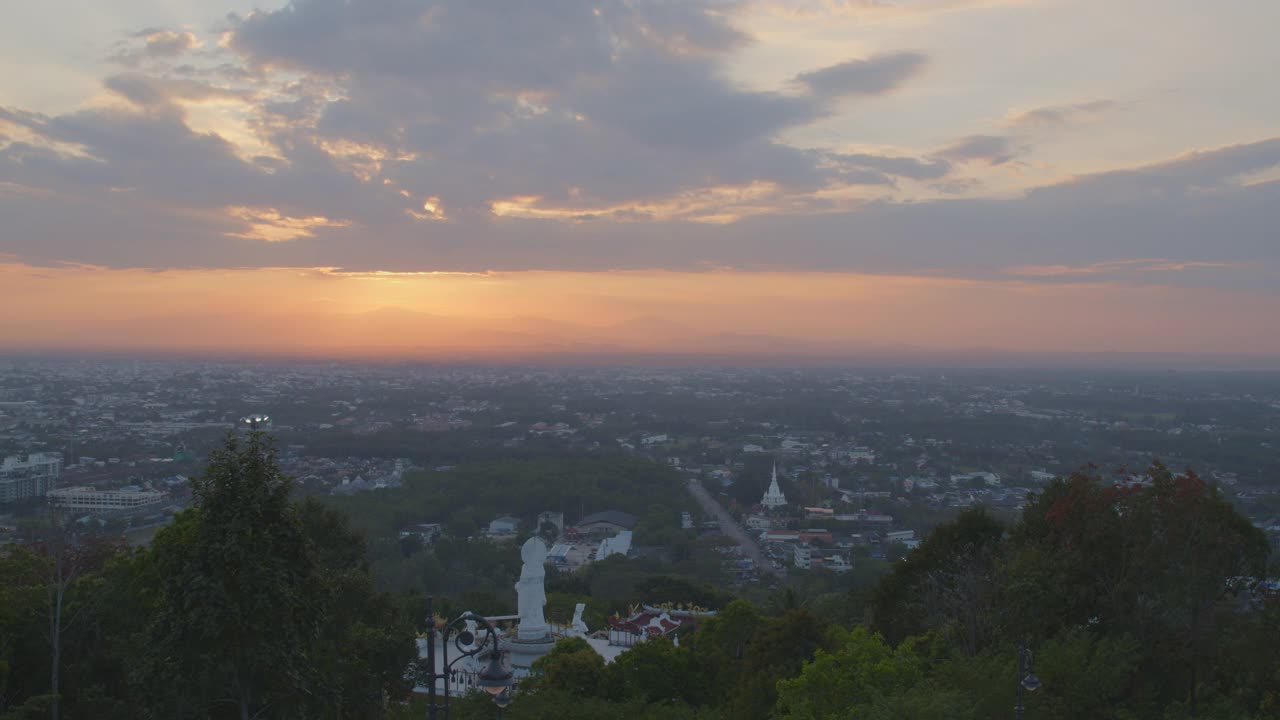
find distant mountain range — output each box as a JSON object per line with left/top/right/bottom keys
{"left": 5, "top": 305, "right": 1280, "bottom": 370}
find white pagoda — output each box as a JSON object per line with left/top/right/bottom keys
{"left": 761, "top": 462, "right": 787, "bottom": 509}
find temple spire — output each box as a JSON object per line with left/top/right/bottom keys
{"left": 762, "top": 459, "right": 787, "bottom": 508}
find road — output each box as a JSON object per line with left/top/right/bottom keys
{"left": 686, "top": 479, "right": 785, "bottom": 579}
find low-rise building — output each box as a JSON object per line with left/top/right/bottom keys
{"left": 574, "top": 510, "right": 637, "bottom": 536}
{"left": 488, "top": 515, "right": 521, "bottom": 536}
{"left": 47, "top": 485, "right": 165, "bottom": 512}
{"left": 398, "top": 523, "right": 443, "bottom": 543}
{"left": 597, "top": 530, "right": 633, "bottom": 561}
{"left": 793, "top": 543, "right": 813, "bottom": 569}
{"left": 886, "top": 530, "right": 915, "bottom": 543}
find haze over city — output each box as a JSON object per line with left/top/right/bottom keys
{"left": 3, "top": 0, "right": 1279, "bottom": 361}
{"left": 6, "top": 4, "right": 1280, "bottom": 717}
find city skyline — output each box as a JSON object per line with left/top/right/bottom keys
{"left": 3, "top": 0, "right": 1278, "bottom": 361}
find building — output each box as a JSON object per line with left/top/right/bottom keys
{"left": 761, "top": 462, "right": 787, "bottom": 509}
{"left": 608, "top": 604, "right": 717, "bottom": 645}
{"left": 764, "top": 529, "right": 833, "bottom": 545}
{"left": 793, "top": 543, "right": 813, "bottom": 569}
{"left": 0, "top": 452, "right": 62, "bottom": 504}
{"left": 951, "top": 472, "right": 1001, "bottom": 487}
{"left": 47, "top": 485, "right": 165, "bottom": 512}
{"left": 398, "top": 523, "right": 443, "bottom": 544}
{"left": 597, "top": 530, "right": 633, "bottom": 560}
{"left": 574, "top": 510, "right": 637, "bottom": 536}
{"left": 886, "top": 530, "right": 916, "bottom": 543}
{"left": 537, "top": 511, "right": 565, "bottom": 535}
{"left": 488, "top": 515, "right": 521, "bottom": 536}
{"left": 793, "top": 544, "right": 852, "bottom": 572}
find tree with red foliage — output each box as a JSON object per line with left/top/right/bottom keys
{"left": 1004, "top": 461, "right": 1269, "bottom": 714}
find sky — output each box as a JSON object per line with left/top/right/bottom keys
{"left": 2, "top": 0, "right": 1278, "bottom": 362}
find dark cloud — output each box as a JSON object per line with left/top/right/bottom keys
{"left": 220, "top": 0, "right": 844, "bottom": 210}
{"left": 219, "top": 0, "right": 936, "bottom": 209}
{"left": 1029, "top": 137, "right": 1280, "bottom": 202}
{"left": 1006, "top": 99, "right": 1117, "bottom": 128}
{"left": 829, "top": 152, "right": 951, "bottom": 180}
{"left": 231, "top": 1, "right": 616, "bottom": 86}
{"left": 2, "top": 0, "right": 1275, "bottom": 291}
{"left": 103, "top": 73, "right": 248, "bottom": 108}
{"left": 937, "top": 134, "right": 1025, "bottom": 165}
{"left": 793, "top": 52, "right": 928, "bottom": 97}
{"left": 4, "top": 97, "right": 1276, "bottom": 289}
{"left": 573, "top": 52, "right": 817, "bottom": 150}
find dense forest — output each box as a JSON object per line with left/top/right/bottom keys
{"left": 2, "top": 432, "right": 1277, "bottom": 719}
{"left": 321, "top": 454, "right": 694, "bottom": 603}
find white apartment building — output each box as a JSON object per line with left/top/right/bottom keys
{"left": 47, "top": 486, "right": 166, "bottom": 512}
{"left": 0, "top": 452, "right": 62, "bottom": 504}
{"left": 793, "top": 543, "right": 813, "bottom": 569}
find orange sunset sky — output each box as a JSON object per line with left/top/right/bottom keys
{"left": 2, "top": 0, "right": 1278, "bottom": 362}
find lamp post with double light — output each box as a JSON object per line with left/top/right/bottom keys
{"left": 417, "top": 596, "right": 514, "bottom": 720}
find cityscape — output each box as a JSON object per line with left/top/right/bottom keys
{"left": 3, "top": 357, "right": 1280, "bottom": 717}
{"left": 4, "top": 0, "right": 1280, "bottom": 716}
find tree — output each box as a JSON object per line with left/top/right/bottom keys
{"left": 0, "top": 548, "right": 46, "bottom": 716}
{"left": 1028, "top": 629, "right": 1146, "bottom": 720}
{"left": 143, "top": 431, "right": 321, "bottom": 718}
{"left": 39, "top": 528, "right": 122, "bottom": 720}
{"left": 870, "top": 508, "right": 1005, "bottom": 655}
{"left": 604, "top": 636, "right": 710, "bottom": 707}
{"left": 141, "top": 430, "right": 414, "bottom": 719}
{"left": 294, "top": 499, "right": 417, "bottom": 718}
{"left": 1002, "top": 463, "right": 1270, "bottom": 711}
{"left": 775, "top": 627, "right": 926, "bottom": 720}
{"left": 686, "top": 599, "right": 762, "bottom": 707}
{"left": 730, "top": 609, "right": 834, "bottom": 720}
{"left": 528, "top": 637, "right": 605, "bottom": 697}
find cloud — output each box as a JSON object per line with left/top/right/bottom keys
{"left": 219, "top": 0, "right": 853, "bottom": 212}
{"left": 1030, "top": 137, "right": 1280, "bottom": 202}
{"left": 1005, "top": 99, "right": 1117, "bottom": 129}
{"left": 1004, "top": 259, "right": 1241, "bottom": 277}
{"left": 225, "top": 206, "right": 351, "bottom": 242}
{"left": 572, "top": 52, "right": 818, "bottom": 150}
{"left": 1, "top": 0, "right": 1277, "bottom": 294}
{"left": 110, "top": 29, "right": 204, "bottom": 67}
{"left": 828, "top": 152, "right": 952, "bottom": 181}
{"left": 793, "top": 52, "right": 929, "bottom": 97}
{"left": 103, "top": 73, "right": 249, "bottom": 108}
{"left": 757, "top": 0, "right": 1035, "bottom": 20}
{"left": 937, "top": 134, "right": 1025, "bottom": 165}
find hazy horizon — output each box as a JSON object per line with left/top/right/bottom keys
{"left": 4, "top": 0, "right": 1278, "bottom": 358}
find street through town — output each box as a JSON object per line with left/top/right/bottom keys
{"left": 686, "top": 479, "right": 785, "bottom": 579}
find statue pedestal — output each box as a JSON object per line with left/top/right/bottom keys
{"left": 518, "top": 622, "right": 549, "bottom": 641}
{"left": 502, "top": 635, "right": 557, "bottom": 677}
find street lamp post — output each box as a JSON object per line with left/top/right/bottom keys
{"left": 1014, "top": 644, "right": 1041, "bottom": 720}
{"left": 418, "top": 596, "right": 514, "bottom": 720}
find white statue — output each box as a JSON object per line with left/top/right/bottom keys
{"left": 570, "top": 602, "right": 589, "bottom": 637}
{"left": 515, "top": 537, "right": 549, "bottom": 640}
